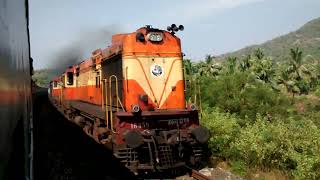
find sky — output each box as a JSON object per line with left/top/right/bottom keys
{"left": 30, "top": 0, "right": 320, "bottom": 69}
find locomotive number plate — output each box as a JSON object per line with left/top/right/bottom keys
{"left": 167, "top": 118, "right": 190, "bottom": 126}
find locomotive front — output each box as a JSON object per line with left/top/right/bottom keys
{"left": 112, "top": 25, "right": 209, "bottom": 172}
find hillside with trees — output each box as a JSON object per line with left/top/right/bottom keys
{"left": 203, "top": 19, "right": 320, "bottom": 178}
{"left": 222, "top": 17, "right": 320, "bottom": 62}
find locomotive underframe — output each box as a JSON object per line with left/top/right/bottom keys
{"left": 114, "top": 138, "right": 204, "bottom": 173}
{"left": 49, "top": 98, "right": 206, "bottom": 174}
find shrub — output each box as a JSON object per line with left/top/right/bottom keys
{"left": 314, "top": 86, "right": 320, "bottom": 97}
{"left": 230, "top": 117, "right": 320, "bottom": 179}
{"left": 200, "top": 72, "right": 291, "bottom": 121}
{"left": 201, "top": 108, "right": 240, "bottom": 158}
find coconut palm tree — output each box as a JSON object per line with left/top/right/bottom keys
{"left": 277, "top": 48, "right": 313, "bottom": 96}
{"left": 226, "top": 56, "right": 237, "bottom": 74}
{"left": 252, "top": 58, "right": 275, "bottom": 83}
{"left": 254, "top": 48, "right": 265, "bottom": 60}
{"left": 197, "top": 55, "right": 222, "bottom": 77}
{"left": 239, "top": 54, "right": 252, "bottom": 72}
{"left": 289, "top": 47, "right": 304, "bottom": 80}
{"left": 183, "top": 59, "right": 194, "bottom": 76}
{"left": 205, "top": 54, "right": 214, "bottom": 65}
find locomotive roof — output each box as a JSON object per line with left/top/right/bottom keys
{"left": 59, "top": 26, "right": 182, "bottom": 76}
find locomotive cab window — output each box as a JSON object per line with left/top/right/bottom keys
{"left": 53, "top": 81, "right": 57, "bottom": 88}
{"left": 67, "top": 72, "right": 74, "bottom": 85}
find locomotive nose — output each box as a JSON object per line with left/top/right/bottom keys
{"left": 190, "top": 127, "right": 210, "bottom": 144}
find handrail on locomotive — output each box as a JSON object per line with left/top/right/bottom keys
{"left": 101, "top": 75, "right": 124, "bottom": 134}
{"left": 183, "top": 67, "right": 202, "bottom": 116}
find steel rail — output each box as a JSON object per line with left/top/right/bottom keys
{"left": 184, "top": 165, "right": 211, "bottom": 180}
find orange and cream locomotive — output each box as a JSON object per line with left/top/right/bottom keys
{"left": 49, "top": 25, "right": 209, "bottom": 174}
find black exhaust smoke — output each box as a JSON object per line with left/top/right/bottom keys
{"left": 49, "top": 25, "right": 122, "bottom": 75}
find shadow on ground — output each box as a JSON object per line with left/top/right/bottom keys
{"left": 33, "top": 89, "right": 136, "bottom": 180}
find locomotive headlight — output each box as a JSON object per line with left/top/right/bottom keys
{"left": 147, "top": 32, "right": 163, "bottom": 42}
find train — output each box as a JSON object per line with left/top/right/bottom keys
{"left": 0, "top": 0, "right": 33, "bottom": 179}
{"left": 49, "top": 24, "right": 209, "bottom": 174}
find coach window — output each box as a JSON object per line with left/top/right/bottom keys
{"left": 67, "top": 72, "right": 74, "bottom": 85}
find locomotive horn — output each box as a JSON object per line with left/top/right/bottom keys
{"left": 178, "top": 25, "right": 184, "bottom": 31}
{"left": 171, "top": 24, "right": 178, "bottom": 32}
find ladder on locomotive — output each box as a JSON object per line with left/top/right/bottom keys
{"left": 101, "top": 75, "right": 124, "bottom": 133}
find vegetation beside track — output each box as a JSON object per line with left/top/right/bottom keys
{"left": 186, "top": 48, "right": 320, "bottom": 179}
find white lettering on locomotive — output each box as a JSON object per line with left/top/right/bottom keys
{"left": 131, "top": 122, "right": 150, "bottom": 129}
{"left": 167, "top": 118, "right": 189, "bottom": 126}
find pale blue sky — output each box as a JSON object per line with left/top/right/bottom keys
{"left": 30, "top": 0, "right": 320, "bottom": 69}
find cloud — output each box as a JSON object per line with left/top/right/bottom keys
{"left": 166, "top": 0, "right": 265, "bottom": 22}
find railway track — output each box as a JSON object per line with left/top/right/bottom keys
{"left": 184, "top": 165, "right": 211, "bottom": 180}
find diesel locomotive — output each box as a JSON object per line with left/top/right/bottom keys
{"left": 49, "top": 24, "right": 209, "bottom": 174}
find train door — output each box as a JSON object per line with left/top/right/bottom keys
{"left": 101, "top": 55, "right": 123, "bottom": 110}
{"left": 64, "top": 71, "right": 76, "bottom": 101}
{"left": 95, "top": 70, "right": 101, "bottom": 105}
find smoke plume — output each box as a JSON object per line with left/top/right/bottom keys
{"left": 49, "top": 25, "right": 122, "bottom": 75}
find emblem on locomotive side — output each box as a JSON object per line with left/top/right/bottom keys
{"left": 150, "top": 64, "right": 163, "bottom": 77}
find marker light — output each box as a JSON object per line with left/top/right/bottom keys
{"left": 171, "top": 24, "right": 178, "bottom": 32}
{"left": 190, "top": 103, "right": 197, "bottom": 111}
{"left": 131, "top": 104, "right": 140, "bottom": 113}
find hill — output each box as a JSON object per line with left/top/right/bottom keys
{"left": 222, "top": 17, "right": 320, "bottom": 61}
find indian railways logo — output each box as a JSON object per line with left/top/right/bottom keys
{"left": 150, "top": 64, "right": 163, "bottom": 77}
